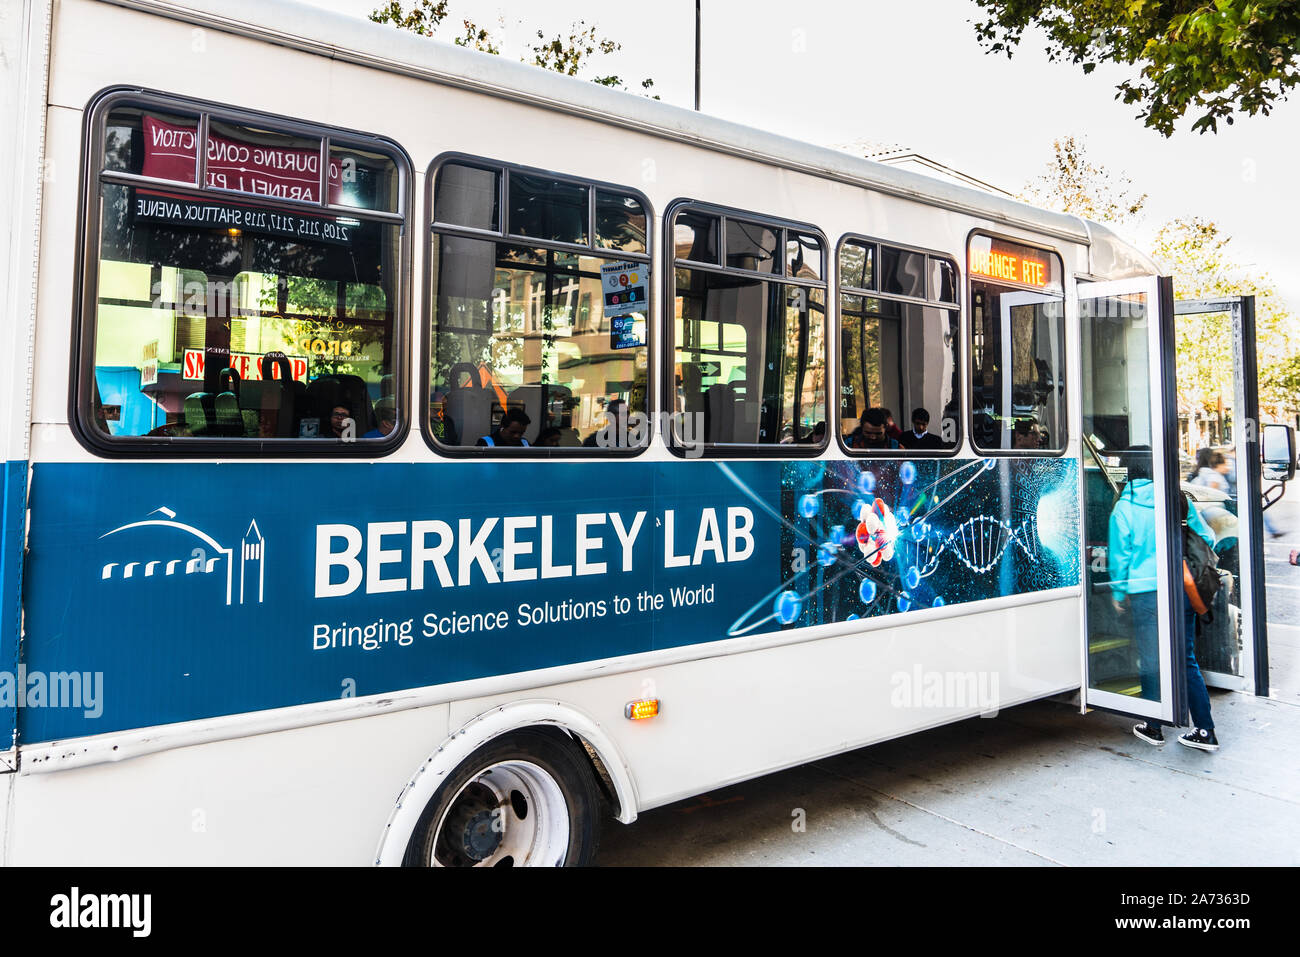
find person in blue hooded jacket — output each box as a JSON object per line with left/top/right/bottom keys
{"left": 1108, "top": 448, "right": 1220, "bottom": 751}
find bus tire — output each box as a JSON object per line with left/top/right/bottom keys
{"left": 403, "top": 728, "right": 602, "bottom": 867}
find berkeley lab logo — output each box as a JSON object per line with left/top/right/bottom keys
{"left": 98, "top": 507, "right": 265, "bottom": 605}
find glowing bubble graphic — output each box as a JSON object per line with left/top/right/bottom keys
{"left": 932, "top": 597, "right": 945, "bottom": 608}
{"left": 858, "top": 579, "right": 877, "bottom": 604}
{"left": 847, "top": 613, "right": 859, "bottom": 621}
{"left": 798, "top": 494, "right": 819, "bottom": 519}
{"left": 983, "top": 458, "right": 996, "bottom": 471}
{"left": 857, "top": 471, "right": 877, "bottom": 495}
{"left": 817, "top": 542, "right": 838, "bottom": 567}
{"left": 905, "top": 566, "right": 921, "bottom": 590}
{"left": 774, "top": 590, "right": 802, "bottom": 624}
{"left": 910, "top": 520, "right": 928, "bottom": 542}
{"left": 897, "top": 594, "right": 912, "bottom": 612}
{"left": 852, "top": 499, "right": 869, "bottom": 521}
{"left": 1035, "top": 483, "right": 1077, "bottom": 561}
{"left": 900, "top": 461, "right": 917, "bottom": 485}
{"left": 830, "top": 524, "right": 845, "bottom": 543}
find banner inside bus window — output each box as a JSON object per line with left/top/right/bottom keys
{"left": 130, "top": 189, "right": 355, "bottom": 246}
{"left": 19, "top": 457, "right": 1080, "bottom": 742}
{"left": 142, "top": 115, "right": 342, "bottom": 205}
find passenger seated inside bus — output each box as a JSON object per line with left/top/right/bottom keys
{"left": 898, "top": 408, "right": 945, "bottom": 450}
{"left": 365, "top": 398, "right": 397, "bottom": 438}
{"left": 477, "top": 407, "right": 531, "bottom": 447}
{"left": 329, "top": 404, "right": 354, "bottom": 439}
{"left": 845, "top": 407, "right": 898, "bottom": 450}
{"left": 880, "top": 408, "right": 903, "bottom": 444}
{"left": 797, "top": 421, "right": 827, "bottom": 445}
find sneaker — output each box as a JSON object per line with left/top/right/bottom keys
{"left": 1177, "top": 728, "right": 1219, "bottom": 752}
{"left": 1133, "top": 723, "right": 1164, "bottom": 746}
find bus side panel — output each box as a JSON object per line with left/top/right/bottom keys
{"left": 1, "top": 0, "right": 53, "bottom": 764}
{"left": 449, "top": 595, "right": 1083, "bottom": 812}
{"left": 8, "top": 702, "right": 449, "bottom": 865}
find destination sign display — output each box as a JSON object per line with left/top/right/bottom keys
{"left": 968, "top": 236, "right": 1060, "bottom": 291}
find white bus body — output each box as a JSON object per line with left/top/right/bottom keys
{"left": 0, "top": 0, "right": 1165, "bottom": 865}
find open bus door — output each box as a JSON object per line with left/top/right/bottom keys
{"left": 1078, "top": 276, "right": 1187, "bottom": 723}
{"left": 1173, "top": 296, "right": 1269, "bottom": 696}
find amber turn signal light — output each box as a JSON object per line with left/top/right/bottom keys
{"left": 624, "top": 699, "right": 660, "bottom": 720}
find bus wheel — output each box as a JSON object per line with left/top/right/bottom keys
{"left": 405, "top": 729, "right": 602, "bottom": 867}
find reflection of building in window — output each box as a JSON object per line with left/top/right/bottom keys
{"left": 671, "top": 207, "right": 826, "bottom": 448}
{"left": 429, "top": 161, "right": 650, "bottom": 450}
{"left": 837, "top": 238, "right": 960, "bottom": 453}
{"left": 86, "top": 100, "right": 403, "bottom": 444}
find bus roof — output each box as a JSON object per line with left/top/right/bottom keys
{"left": 104, "top": 0, "right": 1154, "bottom": 268}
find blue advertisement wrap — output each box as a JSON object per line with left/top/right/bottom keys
{"left": 2, "top": 459, "right": 27, "bottom": 750}
{"left": 19, "top": 457, "right": 1079, "bottom": 743}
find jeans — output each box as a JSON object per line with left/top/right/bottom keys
{"left": 1129, "top": 590, "right": 1215, "bottom": 731}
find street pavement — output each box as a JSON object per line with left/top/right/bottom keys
{"left": 597, "top": 483, "right": 1300, "bottom": 866}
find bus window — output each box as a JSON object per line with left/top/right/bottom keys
{"left": 967, "top": 234, "right": 1066, "bottom": 454}
{"left": 80, "top": 96, "right": 406, "bottom": 448}
{"left": 435, "top": 163, "right": 500, "bottom": 231}
{"left": 428, "top": 161, "right": 651, "bottom": 452}
{"left": 787, "top": 233, "right": 822, "bottom": 282}
{"left": 595, "top": 191, "right": 647, "bottom": 255}
{"left": 837, "top": 239, "right": 961, "bottom": 455}
{"left": 102, "top": 105, "right": 200, "bottom": 183}
{"left": 670, "top": 205, "right": 827, "bottom": 451}
{"left": 725, "top": 220, "right": 781, "bottom": 274}
{"left": 509, "top": 173, "right": 588, "bottom": 246}
{"left": 329, "top": 144, "right": 401, "bottom": 213}
{"left": 203, "top": 118, "right": 326, "bottom": 202}
{"left": 673, "top": 211, "right": 719, "bottom": 266}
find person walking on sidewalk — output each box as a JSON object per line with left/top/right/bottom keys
{"left": 1107, "top": 449, "right": 1221, "bottom": 751}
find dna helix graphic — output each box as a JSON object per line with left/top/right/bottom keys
{"left": 901, "top": 514, "right": 1041, "bottom": 578}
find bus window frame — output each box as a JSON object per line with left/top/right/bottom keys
{"left": 70, "top": 86, "right": 414, "bottom": 459}
{"left": 964, "top": 228, "right": 1069, "bottom": 459}
{"left": 422, "top": 152, "right": 656, "bottom": 459}
{"left": 834, "top": 233, "right": 964, "bottom": 460}
{"left": 663, "top": 199, "right": 831, "bottom": 459}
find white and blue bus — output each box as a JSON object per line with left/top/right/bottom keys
{"left": 1, "top": 0, "right": 1292, "bottom": 865}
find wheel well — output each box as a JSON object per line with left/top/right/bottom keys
{"left": 526, "top": 724, "right": 621, "bottom": 819}
{"left": 376, "top": 703, "right": 637, "bottom": 865}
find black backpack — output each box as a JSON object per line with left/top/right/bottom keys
{"left": 1180, "top": 493, "right": 1220, "bottom": 618}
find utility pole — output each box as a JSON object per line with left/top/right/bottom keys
{"left": 694, "top": 0, "right": 701, "bottom": 111}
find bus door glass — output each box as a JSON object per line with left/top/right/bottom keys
{"left": 1173, "top": 297, "right": 1266, "bottom": 695}
{"left": 1078, "top": 276, "right": 1183, "bottom": 722}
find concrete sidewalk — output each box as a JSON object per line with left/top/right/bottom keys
{"left": 597, "top": 689, "right": 1300, "bottom": 866}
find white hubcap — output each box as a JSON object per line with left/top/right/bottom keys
{"left": 431, "top": 760, "right": 570, "bottom": 867}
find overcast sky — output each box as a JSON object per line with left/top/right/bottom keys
{"left": 309, "top": 0, "right": 1300, "bottom": 311}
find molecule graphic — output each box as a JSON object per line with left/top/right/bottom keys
{"left": 718, "top": 456, "right": 1072, "bottom": 638}
{"left": 855, "top": 498, "right": 898, "bottom": 567}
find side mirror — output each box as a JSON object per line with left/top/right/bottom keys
{"left": 1262, "top": 423, "right": 1297, "bottom": 482}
